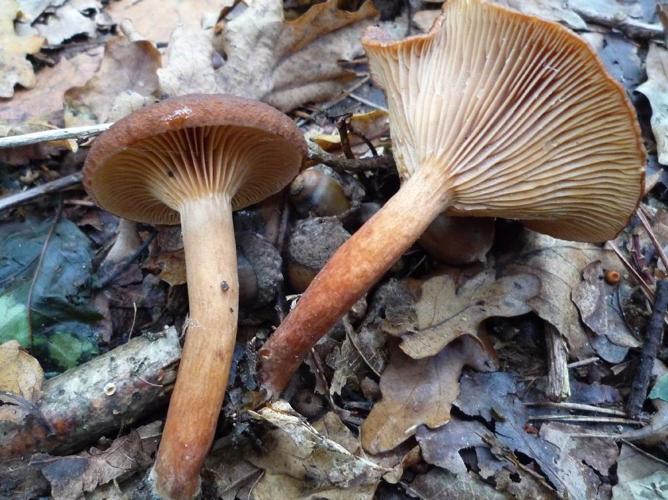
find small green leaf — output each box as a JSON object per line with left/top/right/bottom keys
{"left": 649, "top": 374, "right": 668, "bottom": 403}
{"left": 0, "top": 294, "right": 30, "bottom": 347}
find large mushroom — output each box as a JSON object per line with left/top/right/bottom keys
{"left": 83, "top": 94, "right": 306, "bottom": 499}
{"left": 259, "top": 0, "right": 645, "bottom": 394}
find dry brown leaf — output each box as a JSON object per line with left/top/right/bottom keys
{"left": 106, "top": 0, "right": 227, "bottom": 46}
{"left": 637, "top": 43, "right": 668, "bottom": 165}
{"left": 64, "top": 37, "right": 161, "bottom": 126}
{"left": 392, "top": 269, "right": 540, "bottom": 359}
{"left": 309, "top": 110, "right": 389, "bottom": 152}
{"left": 0, "top": 0, "right": 44, "bottom": 98}
{"left": 412, "top": 10, "right": 440, "bottom": 33}
{"left": 501, "top": 232, "right": 615, "bottom": 360}
{"left": 211, "top": 0, "right": 378, "bottom": 110}
{"left": 360, "top": 335, "right": 497, "bottom": 454}
{"left": 0, "top": 48, "right": 103, "bottom": 126}
{"left": 408, "top": 467, "right": 507, "bottom": 500}
{"left": 249, "top": 401, "right": 385, "bottom": 496}
{"left": 0, "top": 340, "right": 43, "bottom": 401}
{"left": 572, "top": 260, "right": 639, "bottom": 350}
{"left": 32, "top": 421, "right": 160, "bottom": 500}
{"left": 157, "top": 27, "right": 218, "bottom": 96}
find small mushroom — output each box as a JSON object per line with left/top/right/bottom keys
{"left": 83, "top": 94, "right": 305, "bottom": 499}
{"left": 418, "top": 213, "right": 495, "bottom": 265}
{"left": 259, "top": 0, "right": 645, "bottom": 395}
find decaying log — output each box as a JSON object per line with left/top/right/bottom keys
{"left": 0, "top": 327, "right": 180, "bottom": 460}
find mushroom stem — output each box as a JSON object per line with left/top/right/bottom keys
{"left": 260, "top": 169, "right": 449, "bottom": 395}
{"left": 152, "top": 194, "right": 239, "bottom": 500}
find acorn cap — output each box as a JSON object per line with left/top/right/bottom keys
{"left": 362, "top": 0, "right": 645, "bottom": 242}
{"left": 83, "top": 94, "right": 307, "bottom": 225}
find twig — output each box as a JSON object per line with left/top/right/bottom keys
{"left": 545, "top": 323, "right": 571, "bottom": 401}
{"left": 525, "top": 401, "right": 626, "bottom": 416}
{"left": 566, "top": 357, "right": 600, "bottom": 369}
{"left": 0, "top": 173, "right": 83, "bottom": 213}
{"left": 621, "top": 439, "right": 668, "bottom": 467}
{"left": 627, "top": 279, "right": 668, "bottom": 418}
{"left": 26, "top": 201, "right": 63, "bottom": 346}
{"left": 309, "top": 151, "right": 395, "bottom": 173}
{"left": 637, "top": 209, "right": 668, "bottom": 272}
{"left": 0, "top": 123, "right": 112, "bottom": 149}
{"left": 529, "top": 415, "right": 645, "bottom": 425}
{"left": 348, "top": 93, "right": 388, "bottom": 112}
{"left": 335, "top": 114, "right": 355, "bottom": 159}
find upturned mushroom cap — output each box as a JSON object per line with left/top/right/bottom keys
{"left": 83, "top": 94, "right": 307, "bottom": 224}
{"left": 362, "top": 0, "right": 645, "bottom": 242}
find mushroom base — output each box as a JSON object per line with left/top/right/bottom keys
{"left": 152, "top": 194, "right": 239, "bottom": 500}
{"left": 259, "top": 169, "right": 449, "bottom": 395}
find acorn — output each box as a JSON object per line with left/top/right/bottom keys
{"left": 418, "top": 213, "right": 495, "bottom": 265}
{"left": 290, "top": 167, "right": 350, "bottom": 217}
{"left": 287, "top": 217, "right": 351, "bottom": 292}
{"left": 236, "top": 231, "right": 283, "bottom": 308}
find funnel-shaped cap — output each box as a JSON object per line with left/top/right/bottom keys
{"left": 363, "top": 0, "right": 644, "bottom": 241}
{"left": 83, "top": 94, "right": 307, "bottom": 225}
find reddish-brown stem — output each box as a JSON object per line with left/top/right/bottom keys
{"left": 259, "top": 170, "right": 449, "bottom": 395}
{"left": 151, "top": 195, "right": 239, "bottom": 499}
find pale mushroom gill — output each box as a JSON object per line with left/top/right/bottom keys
{"left": 363, "top": 0, "right": 644, "bottom": 242}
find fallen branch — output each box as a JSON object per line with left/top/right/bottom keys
{"left": 627, "top": 279, "right": 668, "bottom": 418}
{"left": 0, "top": 172, "right": 83, "bottom": 213}
{"left": 545, "top": 322, "right": 571, "bottom": 401}
{"left": 0, "top": 327, "right": 180, "bottom": 460}
{"left": 0, "top": 123, "right": 112, "bottom": 149}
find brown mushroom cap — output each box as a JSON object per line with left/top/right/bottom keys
{"left": 362, "top": 0, "right": 645, "bottom": 242}
{"left": 83, "top": 94, "right": 307, "bottom": 225}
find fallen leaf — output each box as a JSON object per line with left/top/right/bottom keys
{"left": 495, "top": 0, "right": 586, "bottom": 30}
{"left": 64, "top": 37, "right": 161, "bottom": 126}
{"left": 0, "top": 0, "right": 44, "bottom": 98}
{"left": 637, "top": 43, "right": 668, "bottom": 165}
{"left": 613, "top": 443, "right": 668, "bottom": 499}
{"left": 0, "top": 340, "right": 43, "bottom": 400}
{"left": 309, "top": 110, "right": 389, "bottom": 152}
{"left": 649, "top": 374, "right": 668, "bottom": 403}
{"left": 157, "top": 27, "right": 219, "bottom": 96}
{"left": 0, "top": 48, "right": 103, "bottom": 126}
{"left": 16, "top": 0, "right": 66, "bottom": 23}
{"left": 412, "top": 10, "right": 440, "bottom": 33}
{"left": 360, "top": 335, "right": 498, "bottom": 454}
{"left": 249, "top": 401, "right": 385, "bottom": 495}
{"left": 17, "top": 0, "right": 101, "bottom": 46}
{"left": 106, "top": 0, "right": 226, "bottom": 46}
{"left": 501, "top": 232, "right": 614, "bottom": 359}
{"left": 584, "top": 31, "right": 644, "bottom": 92}
{"left": 407, "top": 467, "right": 507, "bottom": 500}
{"left": 32, "top": 422, "right": 160, "bottom": 500}
{"left": 415, "top": 417, "right": 499, "bottom": 474}
{"left": 390, "top": 269, "right": 539, "bottom": 359}
{"left": 572, "top": 260, "right": 639, "bottom": 352}
{"left": 455, "top": 371, "right": 581, "bottom": 499}
{"left": 212, "top": 0, "right": 378, "bottom": 110}
{"left": 540, "top": 423, "right": 619, "bottom": 500}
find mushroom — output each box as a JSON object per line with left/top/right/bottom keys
{"left": 83, "top": 94, "right": 305, "bottom": 499}
{"left": 259, "top": 0, "right": 645, "bottom": 395}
